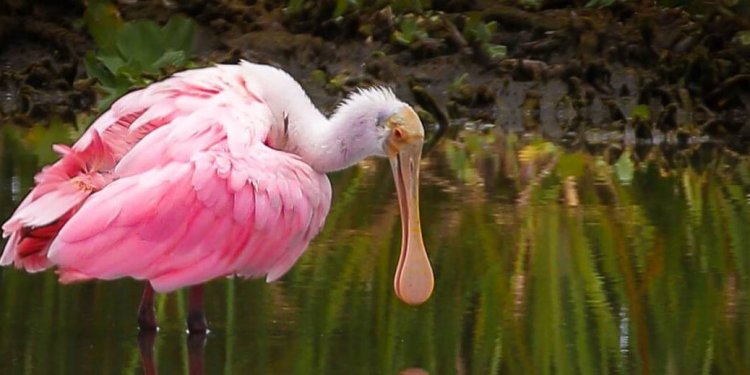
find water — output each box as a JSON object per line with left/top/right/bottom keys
{"left": 2, "top": 124, "right": 750, "bottom": 374}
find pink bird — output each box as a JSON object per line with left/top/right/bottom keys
{"left": 1, "top": 61, "right": 434, "bottom": 332}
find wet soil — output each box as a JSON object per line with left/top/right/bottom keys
{"left": 1, "top": 1, "right": 749, "bottom": 143}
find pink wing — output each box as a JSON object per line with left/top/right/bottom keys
{"left": 2, "top": 65, "right": 332, "bottom": 288}
{"left": 1, "top": 66, "right": 238, "bottom": 270}
{"left": 50, "top": 145, "right": 331, "bottom": 292}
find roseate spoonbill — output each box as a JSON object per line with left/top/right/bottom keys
{"left": 1, "top": 61, "right": 434, "bottom": 332}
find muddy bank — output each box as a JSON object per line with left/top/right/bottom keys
{"left": 1, "top": 1, "right": 749, "bottom": 143}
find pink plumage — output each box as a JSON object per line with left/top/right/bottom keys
{"left": 2, "top": 63, "right": 330, "bottom": 292}
{"left": 2, "top": 61, "right": 434, "bottom": 330}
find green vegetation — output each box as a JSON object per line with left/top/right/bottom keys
{"left": 464, "top": 15, "right": 507, "bottom": 60}
{"left": 517, "top": 0, "right": 750, "bottom": 12}
{"left": 3, "top": 126, "right": 750, "bottom": 374}
{"left": 391, "top": 14, "right": 429, "bottom": 46}
{"left": 286, "top": 0, "right": 359, "bottom": 19}
{"left": 584, "top": 0, "right": 622, "bottom": 8}
{"left": 83, "top": 2, "right": 197, "bottom": 110}
{"left": 1, "top": 0, "right": 750, "bottom": 373}
{"left": 630, "top": 104, "right": 651, "bottom": 122}
{"left": 9, "top": 119, "right": 83, "bottom": 164}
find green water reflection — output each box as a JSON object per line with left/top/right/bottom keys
{"left": 2, "top": 124, "right": 750, "bottom": 374}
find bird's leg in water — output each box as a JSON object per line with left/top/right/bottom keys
{"left": 187, "top": 284, "right": 207, "bottom": 333}
{"left": 138, "top": 330, "right": 157, "bottom": 375}
{"left": 138, "top": 283, "right": 158, "bottom": 331}
{"left": 187, "top": 332, "right": 207, "bottom": 375}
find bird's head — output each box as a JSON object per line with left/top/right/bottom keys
{"left": 382, "top": 104, "right": 434, "bottom": 306}
{"left": 332, "top": 88, "right": 434, "bottom": 305}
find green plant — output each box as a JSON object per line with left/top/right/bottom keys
{"left": 631, "top": 104, "right": 651, "bottom": 122}
{"left": 5, "top": 127, "right": 750, "bottom": 373}
{"left": 734, "top": 30, "right": 750, "bottom": 46}
{"left": 83, "top": 2, "right": 197, "bottom": 110}
{"left": 391, "top": 14, "right": 429, "bottom": 46}
{"left": 286, "top": 0, "right": 365, "bottom": 22}
{"left": 464, "top": 15, "right": 507, "bottom": 60}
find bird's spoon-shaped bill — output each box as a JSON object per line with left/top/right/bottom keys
{"left": 390, "top": 141, "right": 434, "bottom": 305}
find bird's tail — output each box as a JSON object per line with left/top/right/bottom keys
{"left": 1, "top": 138, "right": 112, "bottom": 272}
{"left": 1, "top": 209, "right": 75, "bottom": 272}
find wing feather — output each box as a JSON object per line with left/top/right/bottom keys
{"left": 2, "top": 66, "right": 241, "bottom": 269}
{"left": 49, "top": 145, "right": 331, "bottom": 292}
{"left": 4, "top": 63, "right": 333, "bottom": 287}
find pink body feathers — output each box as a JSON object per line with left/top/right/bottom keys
{"left": 1, "top": 62, "right": 331, "bottom": 292}
{"left": 1, "top": 60, "right": 434, "bottom": 324}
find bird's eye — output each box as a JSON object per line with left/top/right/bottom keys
{"left": 393, "top": 127, "right": 405, "bottom": 140}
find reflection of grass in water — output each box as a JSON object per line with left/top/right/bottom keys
{"left": 3, "top": 126, "right": 750, "bottom": 373}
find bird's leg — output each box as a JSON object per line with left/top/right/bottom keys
{"left": 138, "top": 283, "right": 158, "bottom": 331}
{"left": 187, "top": 284, "right": 208, "bottom": 333}
{"left": 137, "top": 330, "right": 158, "bottom": 375}
{"left": 187, "top": 332, "right": 207, "bottom": 375}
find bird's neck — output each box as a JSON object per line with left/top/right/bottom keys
{"left": 237, "top": 62, "right": 379, "bottom": 174}
{"left": 279, "top": 108, "right": 378, "bottom": 174}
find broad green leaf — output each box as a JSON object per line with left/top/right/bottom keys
{"left": 83, "top": 1, "right": 123, "bottom": 55}
{"left": 84, "top": 51, "right": 115, "bottom": 87}
{"left": 96, "top": 54, "right": 127, "bottom": 75}
{"left": 398, "top": 16, "right": 421, "bottom": 40}
{"left": 96, "top": 75, "right": 135, "bottom": 110}
{"left": 116, "top": 20, "right": 164, "bottom": 67}
{"left": 116, "top": 62, "right": 150, "bottom": 80}
{"left": 153, "top": 50, "right": 187, "bottom": 70}
{"left": 162, "top": 15, "right": 197, "bottom": 54}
